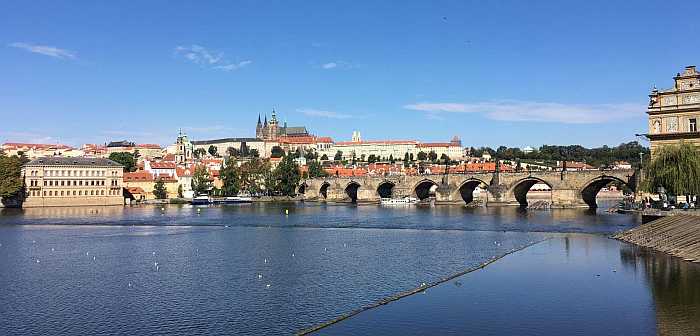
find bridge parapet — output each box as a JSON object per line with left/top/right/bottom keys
{"left": 301, "top": 169, "right": 637, "bottom": 208}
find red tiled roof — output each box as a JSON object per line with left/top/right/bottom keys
{"left": 124, "top": 171, "right": 154, "bottom": 182}
{"left": 176, "top": 167, "right": 192, "bottom": 177}
{"left": 126, "top": 187, "right": 145, "bottom": 194}
{"left": 417, "top": 143, "right": 455, "bottom": 148}
{"left": 150, "top": 162, "right": 176, "bottom": 169}
{"left": 137, "top": 144, "right": 162, "bottom": 149}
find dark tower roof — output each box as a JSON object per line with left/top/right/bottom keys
{"left": 264, "top": 115, "right": 268, "bottom": 126}
{"left": 257, "top": 114, "right": 261, "bottom": 125}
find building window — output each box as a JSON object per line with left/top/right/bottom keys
{"left": 49, "top": 191, "right": 52, "bottom": 196}
{"left": 101, "top": 190, "right": 105, "bottom": 196}
{"left": 90, "top": 190, "right": 94, "bottom": 196}
{"left": 79, "top": 191, "right": 82, "bottom": 196}
{"left": 73, "top": 191, "right": 76, "bottom": 196}
{"left": 690, "top": 118, "right": 698, "bottom": 132}
{"left": 43, "top": 191, "right": 47, "bottom": 196}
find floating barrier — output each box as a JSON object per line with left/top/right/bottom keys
{"left": 295, "top": 238, "right": 549, "bottom": 335}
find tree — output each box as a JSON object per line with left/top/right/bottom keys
{"left": 368, "top": 154, "right": 377, "bottom": 163}
{"left": 403, "top": 152, "right": 410, "bottom": 168}
{"left": 208, "top": 145, "right": 218, "bottom": 157}
{"left": 320, "top": 154, "right": 329, "bottom": 161}
{"left": 389, "top": 154, "right": 395, "bottom": 164}
{"left": 410, "top": 153, "right": 414, "bottom": 161}
{"left": 271, "top": 146, "right": 285, "bottom": 158}
{"left": 249, "top": 149, "right": 260, "bottom": 158}
{"left": 239, "top": 158, "right": 270, "bottom": 195}
{"left": 0, "top": 154, "right": 24, "bottom": 202}
{"left": 191, "top": 165, "right": 212, "bottom": 196}
{"left": 272, "top": 155, "right": 301, "bottom": 196}
{"left": 308, "top": 160, "right": 327, "bottom": 178}
{"left": 417, "top": 151, "right": 428, "bottom": 161}
{"left": 428, "top": 151, "right": 438, "bottom": 162}
{"left": 177, "top": 184, "right": 184, "bottom": 198}
{"left": 153, "top": 178, "right": 168, "bottom": 199}
{"left": 334, "top": 151, "right": 343, "bottom": 161}
{"left": 440, "top": 153, "right": 450, "bottom": 163}
{"left": 108, "top": 152, "right": 136, "bottom": 172}
{"left": 227, "top": 146, "right": 239, "bottom": 157}
{"left": 220, "top": 160, "right": 241, "bottom": 196}
{"left": 643, "top": 142, "right": 700, "bottom": 198}
{"left": 194, "top": 148, "right": 207, "bottom": 159}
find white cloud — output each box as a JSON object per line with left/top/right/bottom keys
{"left": 9, "top": 42, "right": 76, "bottom": 60}
{"left": 318, "top": 60, "right": 358, "bottom": 70}
{"left": 297, "top": 108, "right": 354, "bottom": 119}
{"left": 403, "top": 100, "right": 643, "bottom": 124}
{"left": 214, "top": 60, "right": 252, "bottom": 71}
{"left": 174, "top": 45, "right": 251, "bottom": 72}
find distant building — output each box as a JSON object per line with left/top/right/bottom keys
{"left": 22, "top": 157, "right": 124, "bottom": 207}
{"left": 123, "top": 171, "right": 179, "bottom": 200}
{"left": 2, "top": 142, "right": 80, "bottom": 159}
{"left": 522, "top": 146, "right": 535, "bottom": 154}
{"left": 256, "top": 109, "right": 309, "bottom": 141}
{"left": 647, "top": 65, "right": 700, "bottom": 155}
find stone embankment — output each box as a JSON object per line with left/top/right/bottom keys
{"left": 614, "top": 214, "right": 700, "bottom": 263}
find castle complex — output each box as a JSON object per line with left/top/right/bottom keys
{"left": 255, "top": 109, "right": 309, "bottom": 141}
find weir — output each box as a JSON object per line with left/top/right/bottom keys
{"left": 614, "top": 214, "right": 700, "bottom": 263}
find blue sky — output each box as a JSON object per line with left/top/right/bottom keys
{"left": 1, "top": 0, "right": 699, "bottom": 148}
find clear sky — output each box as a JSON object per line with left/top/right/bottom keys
{"left": 1, "top": 1, "right": 699, "bottom": 148}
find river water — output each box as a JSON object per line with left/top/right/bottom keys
{"left": 0, "top": 203, "right": 698, "bottom": 335}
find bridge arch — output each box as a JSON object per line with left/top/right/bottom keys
{"left": 413, "top": 179, "right": 439, "bottom": 201}
{"left": 510, "top": 177, "right": 552, "bottom": 206}
{"left": 580, "top": 175, "right": 632, "bottom": 208}
{"left": 319, "top": 182, "right": 330, "bottom": 199}
{"left": 344, "top": 181, "right": 361, "bottom": 203}
{"left": 377, "top": 181, "right": 395, "bottom": 199}
{"left": 457, "top": 178, "right": 488, "bottom": 205}
{"left": 297, "top": 182, "right": 307, "bottom": 195}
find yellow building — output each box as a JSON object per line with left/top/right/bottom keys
{"left": 123, "top": 171, "right": 180, "bottom": 200}
{"left": 22, "top": 157, "right": 124, "bottom": 207}
{"left": 647, "top": 65, "right": 700, "bottom": 155}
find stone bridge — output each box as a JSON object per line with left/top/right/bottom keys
{"left": 299, "top": 169, "right": 638, "bottom": 208}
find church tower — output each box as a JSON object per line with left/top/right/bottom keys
{"left": 256, "top": 114, "right": 263, "bottom": 139}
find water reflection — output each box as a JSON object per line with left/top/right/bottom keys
{"left": 620, "top": 245, "right": 700, "bottom": 335}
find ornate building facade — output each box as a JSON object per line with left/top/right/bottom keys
{"left": 647, "top": 65, "right": 700, "bottom": 155}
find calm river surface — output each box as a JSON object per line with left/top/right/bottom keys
{"left": 0, "top": 203, "right": 698, "bottom": 335}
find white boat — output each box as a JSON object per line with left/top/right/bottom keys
{"left": 380, "top": 197, "right": 418, "bottom": 205}
{"left": 215, "top": 196, "right": 253, "bottom": 204}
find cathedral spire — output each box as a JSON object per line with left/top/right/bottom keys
{"left": 257, "top": 114, "right": 261, "bottom": 125}
{"left": 271, "top": 108, "right": 277, "bottom": 122}
{"left": 264, "top": 114, "right": 268, "bottom": 126}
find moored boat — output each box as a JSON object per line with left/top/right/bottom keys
{"left": 380, "top": 197, "right": 418, "bottom": 205}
